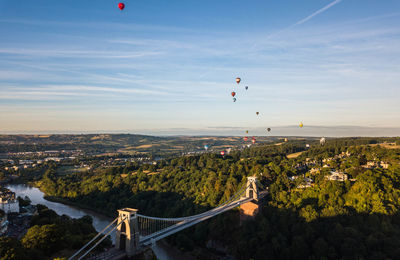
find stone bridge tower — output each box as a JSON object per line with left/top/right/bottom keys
{"left": 245, "top": 176, "right": 259, "bottom": 201}
{"left": 240, "top": 177, "right": 261, "bottom": 221}
{"left": 115, "top": 208, "right": 140, "bottom": 256}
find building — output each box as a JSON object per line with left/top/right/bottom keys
{"left": 0, "top": 214, "right": 8, "bottom": 236}
{"left": 289, "top": 176, "right": 313, "bottom": 189}
{"left": 380, "top": 161, "right": 390, "bottom": 169}
{"left": 44, "top": 157, "right": 63, "bottom": 162}
{"left": 298, "top": 177, "right": 313, "bottom": 188}
{"left": 0, "top": 188, "right": 18, "bottom": 213}
{"left": 366, "top": 161, "right": 378, "bottom": 168}
{"left": 12, "top": 166, "right": 21, "bottom": 171}
{"left": 0, "top": 188, "right": 15, "bottom": 202}
{"left": 325, "top": 171, "right": 348, "bottom": 182}
{"left": 309, "top": 168, "right": 320, "bottom": 174}
{"left": 362, "top": 161, "right": 390, "bottom": 169}
{"left": 19, "top": 160, "right": 33, "bottom": 165}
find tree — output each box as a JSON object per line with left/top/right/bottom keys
{"left": 17, "top": 196, "right": 31, "bottom": 207}
{"left": 0, "top": 171, "right": 6, "bottom": 181}
{"left": 21, "top": 224, "right": 64, "bottom": 255}
{"left": 0, "top": 237, "right": 28, "bottom": 260}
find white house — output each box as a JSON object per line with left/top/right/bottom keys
{"left": 325, "top": 171, "right": 348, "bottom": 182}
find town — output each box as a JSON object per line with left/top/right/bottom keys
{"left": 1, "top": 135, "right": 399, "bottom": 259}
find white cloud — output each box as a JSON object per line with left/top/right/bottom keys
{"left": 0, "top": 48, "right": 162, "bottom": 59}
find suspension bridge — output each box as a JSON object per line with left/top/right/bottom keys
{"left": 68, "top": 177, "right": 267, "bottom": 260}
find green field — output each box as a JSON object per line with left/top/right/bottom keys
{"left": 56, "top": 166, "right": 88, "bottom": 176}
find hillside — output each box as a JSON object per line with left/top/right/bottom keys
{"left": 0, "top": 134, "right": 302, "bottom": 157}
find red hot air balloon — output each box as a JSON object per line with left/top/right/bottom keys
{"left": 243, "top": 137, "right": 248, "bottom": 141}
{"left": 231, "top": 91, "right": 236, "bottom": 97}
{"left": 220, "top": 151, "right": 225, "bottom": 156}
{"left": 118, "top": 3, "right": 125, "bottom": 10}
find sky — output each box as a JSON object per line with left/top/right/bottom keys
{"left": 0, "top": 0, "right": 400, "bottom": 136}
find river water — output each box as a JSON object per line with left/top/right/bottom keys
{"left": 5, "top": 184, "right": 186, "bottom": 260}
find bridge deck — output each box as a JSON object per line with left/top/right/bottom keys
{"left": 140, "top": 196, "right": 253, "bottom": 246}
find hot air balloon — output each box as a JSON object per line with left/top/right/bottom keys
{"left": 252, "top": 138, "right": 256, "bottom": 144}
{"left": 231, "top": 91, "right": 236, "bottom": 97}
{"left": 256, "top": 112, "right": 259, "bottom": 116}
{"left": 299, "top": 122, "right": 304, "bottom": 128}
{"left": 220, "top": 151, "right": 225, "bottom": 156}
{"left": 245, "top": 86, "right": 248, "bottom": 90}
{"left": 243, "top": 137, "right": 248, "bottom": 141}
{"left": 236, "top": 77, "right": 241, "bottom": 84}
{"left": 233, "top": 98, "right": 237, "bottom": 102}
{"left": 246, "top": 130, "right": 249, "bottom": 134}
{"left": 320, "top": 137, "right": 326, "bottom": 146}
{"left": 118, "top": 3, "right": 125, "bottom": 10}
{"left": 204, "top": 145, "right": 209, "bottom": 151}
{"left": 267, "top": 128, "right": 271, "bottom": 132}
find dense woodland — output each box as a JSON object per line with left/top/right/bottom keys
{"left": 2, "top": 137, "right": 400, "bottom": 259}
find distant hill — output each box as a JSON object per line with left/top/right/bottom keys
{"left": 0, "top": 134, "right": 307, "bottom": 157}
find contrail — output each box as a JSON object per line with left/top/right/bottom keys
{"left": 248, "top": 0, "right": 343, "bottom": 50}
{"left": 295, "top": 0, "right": 342, "bottom": 26}
{"left": 199, "top": 0, "right": 344, "bottom": 79}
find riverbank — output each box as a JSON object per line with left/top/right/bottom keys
{"left": 43, "top": 195, "right": 116, "bottom": 218}
{"left": 34, "top": 179, "right": 117, "bottom": 218}
{"left": 5, "top": 184, "right": 114, "bottom": 229}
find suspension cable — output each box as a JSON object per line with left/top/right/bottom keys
{"left": 137, "top": 182, "right": 251, "bottom": 222}
{"left": 68, "top": 217, "right": 118, "bottom": 260}
{"left": 76, "top": 217, "right": 127, "bottom": 260}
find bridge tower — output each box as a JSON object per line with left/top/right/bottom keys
{"left": 115, "top": 208, "right": 140, "bottom": 256}
{"left": 245, "top": 176, "right": 259, "bottom": 201}
{"left": 240, "top": 177, "right": 260, "bottom": 221}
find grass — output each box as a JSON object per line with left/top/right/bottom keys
{"left": 287, "top": 151, "right": 304, "bottom": 158}
{"left": 56, "top": 166, "right": 88, "bottom": 176}
{"left": 368, "top": 143, "right": 400, "bottom": 149}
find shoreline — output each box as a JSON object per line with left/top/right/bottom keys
{"left": 31, "top": 180, "right": 116, "bottom": 218}
{"left": 43, "top": 195, "right": 116, "bottom": 218}
{"left": 5, "top": 181, "right": 112, "bottom": 217}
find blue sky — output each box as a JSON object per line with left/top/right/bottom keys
{"left": 0, "top": 0, "right": 400, "bottom": 136}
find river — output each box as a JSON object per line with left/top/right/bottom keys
{"left": 5, "top": 184, "right": 188, "bottom": 260}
